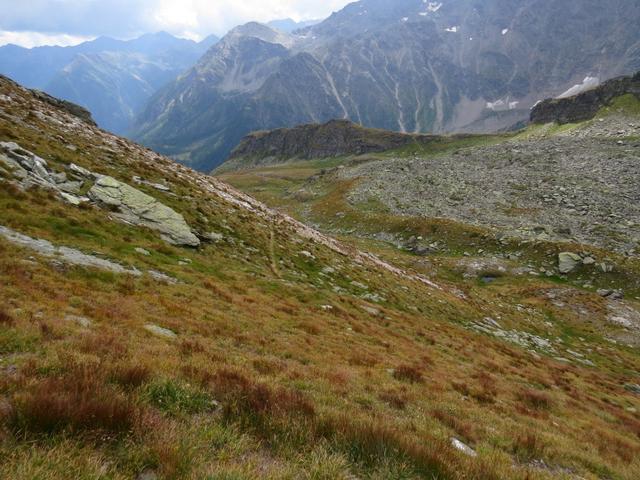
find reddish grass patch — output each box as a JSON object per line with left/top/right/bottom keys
{"left": 179, "top": 339, "right": 205, "bottom": 356}
{"left": 210, "top": 368, "right": 315, "bottom": 419}
{"left": 518, "top": 389, "right": 554, "bottom": 410}
{"left": 379, "top": 389, "right": 409, "bottom": 410}
{"left": 432, "top": 408, "right": 478, "bottom": 443}
{"left": 110, "top": 364, "right": 152, "bottom": 389}
{"left": 252, "top": 358, "right": 285, "bottom": 376}
{"left": 0, "top": 309, "right": 15, "bottom": 326}
{"left": 513, "top": 432, "right": 547, "bottom": 461}
{"left": 11, "top": 366, "right": 138, "bottom": 434}
{"left": 393, "top": 364, "right": 424, "bottom": 384}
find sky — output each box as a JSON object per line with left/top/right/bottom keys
{"left": 0, "top": 0, "right": 354, "bottom": 48}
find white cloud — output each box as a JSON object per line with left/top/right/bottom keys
{"left": 0, "top": 0, "right": 354, "bottom": 47}
{"left": 0, "top": 30, "right": 93, "bottom": 48}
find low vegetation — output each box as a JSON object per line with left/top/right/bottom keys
{"left": 0, "top": 74, "right": 639, "bottom": 479}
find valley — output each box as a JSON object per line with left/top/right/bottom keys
{"left": 0, "top": 58, "right": 639, "bottom": 480}
{"left": 1, "top": 1, "right": 640, "bottom": 479}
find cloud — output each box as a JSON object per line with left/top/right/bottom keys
{"left": 0, "top": 31, "right": 94, "bottom": 48}
{"left": 0, "top": 0, "right": 354, "bottom": 46}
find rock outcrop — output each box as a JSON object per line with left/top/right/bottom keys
{"left": 31, "top": 89, "right": 97, "bottom": 127}
{"left": 221, "top": 120, "right": 454, "bottom": 171}
{"left": 558, "top": 252, "right": 582, "bottom": 274}
{"left": 0, "top": 224, "right": 141, "bottom": 275}
{"left": 0, "top": 75, "right": 97, "bottom": 127}
{"left": 88, "top": 176, "right": 200, "bottom": 247}
{"left": 1, "top": 141, "right": 199, "bottom": 247}
{"left": 0, "top": 141, "right": 87, "bottom": 205}
{"left": 531, "top": 72, "right": 640, "bottom": 125}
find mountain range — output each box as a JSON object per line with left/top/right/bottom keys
{"left": 0, "top": 32, "right": 219, "bottom": 134}
{"left": 132, "top": 0, "right": 640, "bottom": 172}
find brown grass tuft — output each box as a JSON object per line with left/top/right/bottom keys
{"left": 393, "top": 364, "right": 424, "bottom": 384}
{"left": 179, "top": 339, "right": 205, "bottom": 356}
{"left": 513, "top": 431, "right": 547, "bottom": 461}
{"left": 432, "top": 408, "right": 478, "bottom": 443}
{"left": 518, "top": 389, "right": 554, "bottom": 410}
{"left": 210, "top": 368, "right": 315, "bottom": 420}
{"left": 10, "top": 366, "right": 138, "bottom": 434}
{"left": 379, "top": 389, "right": 409, "bottom": 410}
{"left": 110, "top": 364, "right": 152, "bottom": 389}
{"left": 0, "top": 309, "right": 15, "bottom": 326}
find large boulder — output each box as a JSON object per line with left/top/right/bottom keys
{"left": 88, "top": 176, "right": 200, "bottom": 247}
{"left": 558, "top": 252, "right": 581, "bottom": 274}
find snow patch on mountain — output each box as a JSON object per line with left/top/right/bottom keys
{"left": 557, "top": 76, "right": 600, "bottom": 99}
{"left": 486, "top": 97, "right": 519, "bottom": 111}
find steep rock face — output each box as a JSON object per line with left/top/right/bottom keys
{"left": 133, "top": 0, "right": 640, "bottom": 171}
{"left": 222, "top": 120, "right": 444, "bottom": 170}
{"left": 531, "top": 72, "right": 640, "bottom": 124}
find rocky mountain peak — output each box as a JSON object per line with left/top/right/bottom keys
{"left": 531, "top": 71, "right": 640, "bottom": 125}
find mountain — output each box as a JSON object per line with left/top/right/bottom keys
{"left": 3, "top": 69, "right": 640, "bottom": 480}
{"left": 220, "top": 71, "right": 640, "bottom": 258}
{"left": 0, "top": 32, "right": 218, "bottom": 134}
{"left": 132, "top": 0, "right": 640, "bottom": 171}
{"left": 531, "top": 71, "right": 640, "bottom": 124}
{"left": 221, "top": 119, "right": 472, "bottom": 171}
{"left": 267, "top": 18, "right": 322, "bottom": 33}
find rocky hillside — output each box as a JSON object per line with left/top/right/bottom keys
{"left": 0, "top": 32, "right": 218, "bottom": 134}
{"left": 531, "top": 71, "right": 640, "bottom": 125}
{"left": 222, "top": 119, "right": 464, "bottom": 171}
{"left": 3, "top": 74, "right": 640, "bottom": 478}
{"left": 133, "top": 0, "right": 640, "bottom": 171}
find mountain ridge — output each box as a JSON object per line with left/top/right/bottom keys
{"left": 133, "top": 0, "right": 640, "bottom": 171}
{"left": 221, "top": 119, "right": 476, "bottom": 172}
{"left": 0, "top": 32, "right": 219, "bottom": 134}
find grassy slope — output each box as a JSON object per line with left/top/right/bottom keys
{"left": 0, "top": 81, "right": 639, "bottom": 479}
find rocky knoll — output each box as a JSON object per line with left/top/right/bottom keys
{"left": 222, "top": 119, "right": 450, "bottom": 171}
{"left": 531, "top": 72, "right": 640, "bottom": 125}
{"left": 1, "top": 75, "right": 96, "bottom": 127}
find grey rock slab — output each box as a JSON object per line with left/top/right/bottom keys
{"left": 205, "top": 231, "right": 224, "bottom": 242}
{"left": 144, "top": 324, "right": 177, "bottom": 339}
{"left": 0, "top": 225, "right": 141, "bottom": 276}
{"left": 65, "top": 315, "right": 92, "bottom": 328}
{"left": 0, "top": 142, "right": 84, "bottom": 206}
{"left": 88, "top": 176, "right": 200, "bottom": 247}
{"left": 625, "top": 384, "right": 640, "bottom": 395}
{"left": 450, "top": 438, "right": 477, "bottom": 457}
{"left": 147, "top": 270, "right": 179, "bottom": 284}
{"left": 558, "top": 252, "right": 582, "bottom": 274}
